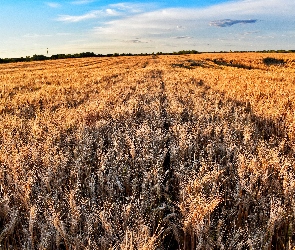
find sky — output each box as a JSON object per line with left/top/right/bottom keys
{"left": 1, "top": 0, "right": 295, "bottom": 58}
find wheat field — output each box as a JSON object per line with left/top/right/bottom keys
{"left": 0, "top": 53, "right": 295, "bottom": 249}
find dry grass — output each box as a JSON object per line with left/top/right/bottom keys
{"left": 0, "top": 53, "right": 295, "bottom": 249}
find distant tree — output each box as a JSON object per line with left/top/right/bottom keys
{"left": 80, "top": 52, "right": 96, "bottom": 57}
{"left": 32, "top": 54, "right": 48, "bottom": 61}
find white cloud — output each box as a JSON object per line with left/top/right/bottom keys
{"left": 91, "top": 0, "right": 294, "bottom": 52}
{"left": 46, "top": 2, "right": 61, "bottom": 8}
{"left": 71, "top": 0, "right": 95, "bottom": 5}
{"left": 56, "top": 8, "right": 123, "bottom": 22}
{"left": 108, "top": 2, "right": 157, "bottom": 13}
{"left": 24, "top": 33, "right": 52, "bottom": 38}
{"left": 57, "top": 10, "right": 102, "bottom": 22}
{"left": 105, "top": 8, "right": 121, "bottom": 16}
{"left": 57, "top": 0, "right": 295, "bottom": 53}
{"left": 57, "top": 2, "right": 157, "bottom": 23}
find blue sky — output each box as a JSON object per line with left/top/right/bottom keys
{"left": 1, "top": 0, "right": 295, "bottom": 58}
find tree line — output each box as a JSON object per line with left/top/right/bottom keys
{"left": 0, "top": 50, "right": 201, "bottom": 64}
{"left": 1, "top": 50, "right": 295, "bottom": 64}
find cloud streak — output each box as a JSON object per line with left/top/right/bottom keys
{"left": 23, "top": 33, "right": 52, "bottom": 38}
{"left": 209, "top": 19, "right": 257, "bottom": 27}
{"left": 71, "top": 0, "right": 95, "bottom": 5}
{"left": 57, "top": 11, "right": 103, "bottom": 22}
{"left": 46, "top": 2, "right": 61, "bottom": 8}
{"left": 174, "top": 36, "right": 192, "bottom": 39}
{"left": 57, "top": 9, "right": 122, "bottom": 22}
{"left": 57, "top": 3, "right": 154, "bottom": 23}
{"left": 123, "top": 39, "right": 148, "bottom": 44}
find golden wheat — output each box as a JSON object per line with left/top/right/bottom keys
{"left": 0, "top": 53, "right": 295, "bottom": 249}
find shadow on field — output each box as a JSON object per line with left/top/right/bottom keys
{"left": 171, "top": 59, "right": 213, "bottom": 69}
{"left": 211, "top": 58, "right": 256, "bottom": 69}
{"left": 263, "top": 57, "right": 285, "bottom": 66}
{"left": 171, "top": 58, "right": 260, "bottom": 70}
